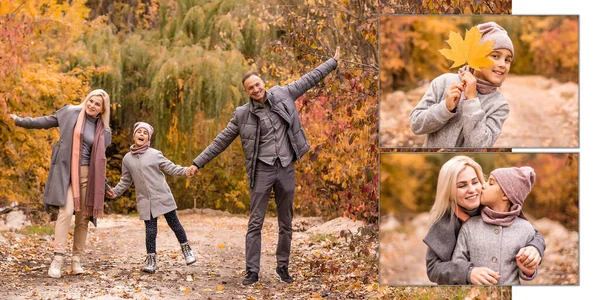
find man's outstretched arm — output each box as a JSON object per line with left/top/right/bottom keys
{"left": 285, "top": 47, "right": 340, "bottom": 100}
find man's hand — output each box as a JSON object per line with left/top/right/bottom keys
{"left": 186, "top": 165, "right": 198, "bottom": 177}
{"left": 334, "top": 46, "right": 340, "bottom": 61}
{"left": 470, "top": 267, "right": 500, "bottom": 285}
{"left": 516, "top": 246, "right": 541, "bottom": 269}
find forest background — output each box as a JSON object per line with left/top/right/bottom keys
{"left": 0, "top": 0, "right": 382, "bottom": 223}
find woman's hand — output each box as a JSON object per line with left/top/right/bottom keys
{"left": 460, "top": 69, "right": 477, "bottom": 100}
{"left": 9, "top": 114, "right": 18, "bottom": 120}
{"left": 516, "top": 256, "right": 537, "bottom": 277}
{"left": 105, "top": 188, "right": 116, "bottom": 199}
{"left": 516, "top": 246, "right": 541, "bottom": 269}
{"left": 445, "top": 82, "right": 464, "bottom": 112}
{"left": 470, "top": 267, "right": 500, "bottom": 285}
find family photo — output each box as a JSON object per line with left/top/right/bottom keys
{"left": 379, "top": 153, "right": 579, "bottom": 286}
{"left": 379, "top": 15, "right": 579, "bottom": 148}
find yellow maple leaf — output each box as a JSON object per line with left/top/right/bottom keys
{"left": 439, "top": 26, "right": 495, "bottom": 71}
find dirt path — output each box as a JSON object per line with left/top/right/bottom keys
{"left": 379, "top": 213, "right": 579, "bottom": 285}
{"left": 380, "top": 75, "right": 578, "bottom": 148}
{"left": 0, "top": 211, "right": 377, "bottom": 299}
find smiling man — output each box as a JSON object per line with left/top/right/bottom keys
{"left": 187, "top": 47, "right": 340, "bottom": 285}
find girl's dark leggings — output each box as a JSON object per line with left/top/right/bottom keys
{"left": 144, "top": 209, "right": 188, "bottom": 254}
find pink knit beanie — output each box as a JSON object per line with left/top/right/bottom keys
{"left": 478, "top": 22, "right": 514, "bottom": 56}
{"left": 133, "top": 122, "right": 154, "bottom": 141}
{"left": 490, "top": 166, "right": 535, "bottom": 206}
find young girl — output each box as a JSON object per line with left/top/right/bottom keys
{"left": 409, "top": 22, "right": 512, "bottom": 147}
{"left": 423, "top": 156, "right": 544, "bottom": 285}
{"left": 108, "top": 122, "right": 195, "bottom": 273}
{"left": 452, "top": 166, "right": 538, "bottom": 285}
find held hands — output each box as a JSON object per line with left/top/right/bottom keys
{"left": 516, "top": 246, "right": 541, "bottom": 276}
{"left": 105, "top": 188, "right": 116, "bottom": 199}
{"left": 186, "top": 165, "right": 198, "bottom": 177}
{"left": 469, "top": 267, "right": 500, "bottom": 285}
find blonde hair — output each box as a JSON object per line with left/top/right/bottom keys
{"left": 74, "top": 89, "right": 111, "bottom": 129}
{"left": 428, "top": 155, "right": 485, "bottom": 227}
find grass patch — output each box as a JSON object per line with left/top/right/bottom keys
{"left": 19, "top": 225, "right": 54, "bottom": 235}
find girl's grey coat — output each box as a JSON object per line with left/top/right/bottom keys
{"left": 15, "top": 106, "right": 112, "bottom": 207}
{"left": 112, "top": 148, "right": 187, "bottom": 220}
{"left": 452, "top": 216, "right": 537, "bottom": 285}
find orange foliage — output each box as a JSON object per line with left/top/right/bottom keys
{"left": 379, "top": 0, "right": 512, "bottom": 14}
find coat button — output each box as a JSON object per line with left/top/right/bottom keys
{"left": 494, "top": 228, "right": 500, "bottom": 234}
{"left": 492, "top": 257, "right": 497, "bottom": 263}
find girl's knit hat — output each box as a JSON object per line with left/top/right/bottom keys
{"left": 490, "top": 166, "right": 536, "bottom": 206}
{"left": 133, "top": 122, "right": 154, "bottom": 140}
{"left": 478, "top": 22, "right": 514, "bottom": 56}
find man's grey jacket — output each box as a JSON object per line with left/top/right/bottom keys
{"left": 193, "top": 58, "right": 337, "bottom": 187}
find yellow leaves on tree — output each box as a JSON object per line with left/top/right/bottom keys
{"left": 439, "top": 26, "right": 494, "bottom": 71}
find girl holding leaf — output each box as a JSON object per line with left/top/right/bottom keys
{"left": 409, "top": 22, "right": 512, "bottom": 148}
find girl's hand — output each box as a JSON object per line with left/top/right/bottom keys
{"left": 106, "top": 188, "right": 116, "bottom": 199}
{"left": 516, "top": 246, "right": 541, "bottom": 269}
{"left": 470, "top": 267, "right": 500, "bottom": 285}
{"left": 460, "top": 70, "right": 477, "bottom": 100}
{"left": 445, "top": 82, "right": 464, "bottom": 112}
{"left": 186, "top": 165, "right": 198, "bottom": 177}
{"left": 334, "top": 46, "right": 340, "bottom": 61}
{"left": 9, "top": 114, "right": 18, "bottom": 120}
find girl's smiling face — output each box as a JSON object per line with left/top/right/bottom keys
{"left": 475, "top": 49, "right": 512, "bottom": 85}
{"left": 85, "top": 95, "right": 104, "bottom": 117}
{"left": 455, "top": 166, "right": 482, "bottom": 211}
{"left": 133, "top": 128, "right": 149, "bottom": 147}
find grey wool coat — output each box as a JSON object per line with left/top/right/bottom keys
{"left": 112, "top": 148, "right": 187, "bottom": 220}
{"left": 452, "top": 216, "right": 537, "bottom": 285}
{"left": 409, "top": 73, "right": 510, "bottom": 148}
{"left": 423, "top": 211, "right": 546, "bottom": 284}
{"left": 14, "top": 106, "right": 112, "bottom": 207}
{"left": 193, "top": 58, "right": 338, "bottom": 188}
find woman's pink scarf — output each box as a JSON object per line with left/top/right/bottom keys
{"left": 70, "top": 109, "right": 107, "bottom": 217}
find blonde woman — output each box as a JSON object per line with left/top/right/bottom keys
{"left": 10, "top": 89, "right": 113, "bottom": 278}
{"left": 423, "top": 155, "right": 545, "bottom": 284}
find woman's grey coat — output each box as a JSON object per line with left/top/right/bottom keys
{"left": 112, "top": 148, "right": 187, "bottom": 220}
{"left": 15, "top": 106, "right": 112, "bottom": 207}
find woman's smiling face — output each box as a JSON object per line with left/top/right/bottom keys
{"left": 455, "top": 166, "right": 482, "bottom": 210}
